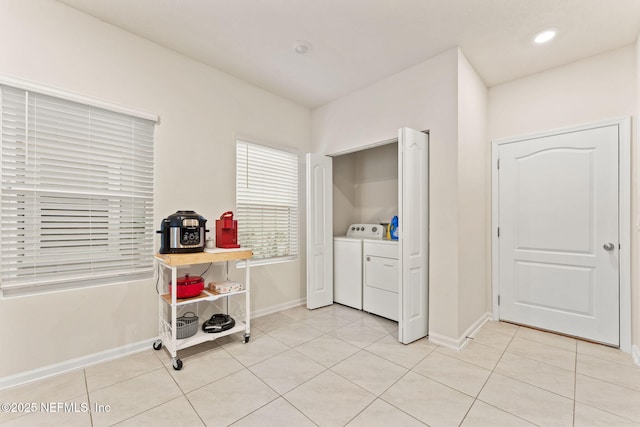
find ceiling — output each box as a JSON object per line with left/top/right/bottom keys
{"left": 56, "top": 0, "right": 640, "bottom": 109}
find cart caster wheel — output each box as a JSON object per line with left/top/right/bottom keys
{"left": 243, "top": 335, "right": 250, "bottom": 344}
{"left": 172, "top": 359, "right": 183, "bottom": 371}
{"left": 152, "top": 340, "right": 162, "bottom": 351}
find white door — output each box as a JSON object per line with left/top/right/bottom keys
{"left": 398, "top": 127, "right": 429, "bottom": 344}
{"left": 497, "top": 125, "right": 619, "bottom": 346}
{"left": 306, "top": 153, "right": 333, "bottom": 309}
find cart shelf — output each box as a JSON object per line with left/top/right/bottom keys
{"left": 159, "top": 318, "right": 247, "bottom": 352}
{"left": 160, "top": 287, "right": 247, "bottom": 306}
{"left": 153, "top": 247, "right": 252, "bottom": 370}
{"left": 154, "top": 248, "right": 253, "bottom": 266}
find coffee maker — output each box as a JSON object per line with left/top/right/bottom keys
{"left": 216, "top": 211, "right": 240, "bottom": 248}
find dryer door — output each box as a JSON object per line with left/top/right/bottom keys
{"left": 363, "top": 241, "right": 399, "bottom": 321}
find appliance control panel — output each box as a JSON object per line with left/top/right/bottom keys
{"left": 169, "top": 226, "right": 204, "bottom": 249}
{"left": 346, "top": 223, "right": 385, "bottom": 239}
{"left": 181, "top": 228, "right": 201, "bottom": 245}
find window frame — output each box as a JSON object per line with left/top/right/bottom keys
{"left": 0, "top": 76, "right": 157, "bottom": 297}
{"left": 235, "top": 139, "right": 299, "bottom": 267}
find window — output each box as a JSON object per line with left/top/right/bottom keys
{"left": 236, "top": 140, "right": 298, "bottom": 263}
{"left": 0, "top": 82, "right": 156, "bottom": 296}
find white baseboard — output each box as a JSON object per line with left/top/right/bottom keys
{"left": 252, "top": 298, "right": 306, "bottom": 319}
{"left": 0, "top": 338, "right": 156, "bottom": 391}
{"left": 428, "top": 312, "right": 492, "bottom": 351}
{"left": 633, "top": 345, "right": 640, "bottom": 366}
{"left": 462, "top": 312, "right": 492, "bottom": 348}
{"left": 1, "top": 298, "right": 307, "bottom": 391}
{"left": 428, "top": 332, "right": 465, "bottom": 349}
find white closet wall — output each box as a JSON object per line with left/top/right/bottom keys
{"left": 332, "top": 143, "right": 398, "bottom": 235}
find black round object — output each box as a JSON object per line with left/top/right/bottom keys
{"left": 157, "top": 210, "right": 208, "bottom": 254}
{"left": 165, "top": 210, "right": 206, "bottom": 226}
{"left": 202, "top": 314, "right": 235, "bottom": 333}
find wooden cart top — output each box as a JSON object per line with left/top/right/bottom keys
{"left": 154, "top": 247, "right": 253, "bottom": 267}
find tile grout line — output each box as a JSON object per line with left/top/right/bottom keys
{"left": 489, "top": 333, "right": 589, "bottom": 405}
{"left": 178, "top": 338, "right": 280, "bottom": 426}
{"left": 91, "top": 369, "right": 182, "bottom": 426}
{"left": 108, "top": 357, "right": 206, "bottom": 426}
{"left": 502, "top": 335, "right": 578, "bottom": 373}
{"left": 457, "top": 324, "right": 519, "bottom": 426}
{"left": 252, "top": 319, "right": 403, "bottom": 425}
{"left": 329, "top": 326, "right": 433, "bottom": 425}
{"left": 233, "top": 367, "right": 309, "bottom": 426}
{"left": 477, "top": 325, "right": 593, "bottom": 426}
{"left": 361, "top": 333, "right": 473, "bottom": 425}
{"left": 85, "top": 361, "right": 186, "bottom": 426}
{"left": 372, "top": 367, "right": 431, "bottom": 425}
{"left": 179, "top": 336, "right": 292, "bottom": 426}
{"left": 572, "top": 346, "right": 640, "bottom": 425}
{"left": 572, "top": 338, "right": 577, "bottom": 427}
{"left": 571, "top": 351, "right": 640, "bottom": 393}
{"left": 361, "top": 332, "right": 438, "bottom": 371}
{"left": 222, "top": 325, "right": 348, "bottom": 425}
{"left": 476, "top": 331, "right": 581, "bottom": 407}
{"left": 18, "top": 309, "right": 639, "bottom": 426}
{"left": 110, "top": 396, "right": 198, "bottom": 427}
{"left": 232, "top": 325, "right": 376, "bottom": 426}
{"left": 82, "top": 368, "right": 94, "bottom": 427}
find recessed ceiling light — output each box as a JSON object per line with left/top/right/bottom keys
{"left": 293, "top": 40, "right": 312, "bottom": 54}
{"left": 533, "top": 29, "right": 557, "bottom": 44}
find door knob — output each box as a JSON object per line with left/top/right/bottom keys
{"left": 603, "top": 243, "right": 615, "bottom": 251}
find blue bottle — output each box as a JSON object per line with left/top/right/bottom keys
{"left": 390, "top": 215, "right": 399, "bottom": 240}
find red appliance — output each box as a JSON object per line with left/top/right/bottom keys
{"left": 216, "top": 211, "right": 240, "bottom": 248}
{"left": 169, "top": 274, "right": 205, "bottom": 299}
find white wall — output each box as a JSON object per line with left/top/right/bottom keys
{"left": 354, "top": 143, "right": 398, "bottom": 226}
{"left": 0, "top": 0, "right": 311, "bottom": 378}
{"left": 457, "top": 51, "right": 488, "bottom": 334}
{"left": 313, "top": 48, "right": 487, "bottom": 343}
{"left": 635, "top": 37, "right": 640, "bottom": 349}
{"left": 488, "top": 44, "right": 638, "bottom": 347}
{"left": 332, "top": 143, "right": 398, "bottom": 236}
{"left": 488, "top": 46, "right": 636, "bottom": 138}
{"left": 332, "top": 153, "right": 357, "bottom": 235}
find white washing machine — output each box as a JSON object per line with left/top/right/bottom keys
{"left": 333, "top": 224, "right": 385, "bottom": 310}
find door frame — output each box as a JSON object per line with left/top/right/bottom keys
{"left": 491, "top": 117, "right": 631, "bottom": 353}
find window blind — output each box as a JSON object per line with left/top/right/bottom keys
{"left": 0, "top": 85, "right": 155, "bottom": 296}
{"left": 236, "top": 141, "right": 298, "bottom": 262}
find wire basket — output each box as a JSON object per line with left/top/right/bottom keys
{"left": 175, "top": 311, "right": 198, "bottom": 339}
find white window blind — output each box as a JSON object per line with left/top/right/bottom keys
{"left": 0, "top": 84, "right": 155, "bottom": 296}
{"left": 236, "top": 141, "right": 298, "bottom": 262}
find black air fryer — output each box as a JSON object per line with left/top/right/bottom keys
{"left": 157, "top": 210, "right": 208, "bottom": 254}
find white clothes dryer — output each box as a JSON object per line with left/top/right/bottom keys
{"left": 363, "top": 239, "right": 399, "bottom": 321}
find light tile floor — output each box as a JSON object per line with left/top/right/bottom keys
{"left": 1, "top": 304, "right": 640, "bottom": 426}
